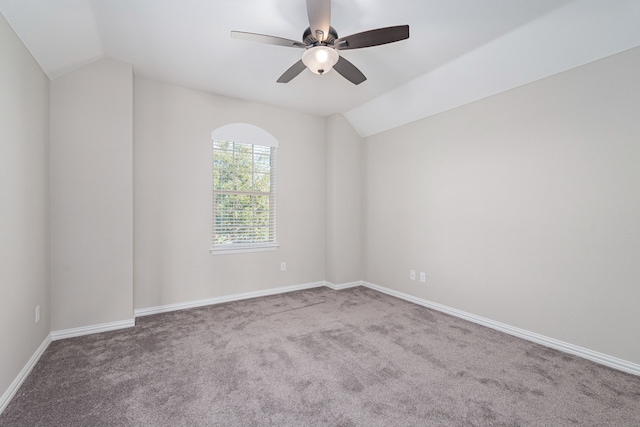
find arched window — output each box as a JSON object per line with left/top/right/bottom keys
{"left": 210, "top": 124, "right": 278, "bottom": 255}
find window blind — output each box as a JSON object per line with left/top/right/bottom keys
{"left": 212, "top": 140, "right": 277, "bottom": 253}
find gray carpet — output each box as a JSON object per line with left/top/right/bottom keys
{"left": 1, "top": 286, "right": 639, "bottom": 426}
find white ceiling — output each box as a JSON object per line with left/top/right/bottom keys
{"left": 2, "top": 0, "right": 639, "bottom": 136}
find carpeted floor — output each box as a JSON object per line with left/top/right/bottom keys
{"left": 1, "top": 286, "right": 639, "bottom": 426}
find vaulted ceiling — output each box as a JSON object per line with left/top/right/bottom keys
{"left": 2, "top": 0, "right": 639, "bottom": 136}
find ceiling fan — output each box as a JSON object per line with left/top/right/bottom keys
{"left": 231, "top": 0, "right": 409, "bottom": 85}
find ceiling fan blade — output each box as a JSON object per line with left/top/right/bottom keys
{"left": 306, "top": 0, "right": 331, "bottom": 42}
{"left": 231, "top": 31, "right": 306, "bottom": 48}
{"left": 335, "top": 25, "right": 409, "bottom": 50}
{"left": 333, "top": 56, "right": 366, "bottom": 85}
{"left": 277, "top": 60, "right": 307, "bottom": 83}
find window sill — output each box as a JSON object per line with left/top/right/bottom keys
{"left": 210, "top": 243, "right": 279, "bottom": 255}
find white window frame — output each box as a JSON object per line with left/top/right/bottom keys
{"left": 210, "top": 124, "right": 279, "bottom": 255}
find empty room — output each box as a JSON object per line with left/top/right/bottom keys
{"left": 1, "top": 0, "right": 639, "bottom": 425}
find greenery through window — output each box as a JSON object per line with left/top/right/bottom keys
{"left": 212, "top": 140, "right": 276, "bottom": 252}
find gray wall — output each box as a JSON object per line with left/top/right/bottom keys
{"left": 133, "top": 78, "right": 327, "bottom": 309}
{"left": 326, "top": 114, "right": 362, "bottom": 285}
{"left": 0, "top": 13, "right": 50, "bottom": 400}
{"left": 50, "top": 59, "right": 134, "bottom": 330}
{"left": 363, "top": 46, "right": 640, "bottom": 364}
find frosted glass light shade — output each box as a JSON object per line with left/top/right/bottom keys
{"left": 302, "top": 46, "right": 339, "bottom": 75}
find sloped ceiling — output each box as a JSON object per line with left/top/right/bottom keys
{"left": 1, "top": 0, "right": 639, "bottom": 136}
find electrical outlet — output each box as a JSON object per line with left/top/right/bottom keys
{"left": 420, "top": 272, "right": 426, "bottom": 283}
{"left": 280, "top": 262, "right": 287, "bottom": 271}
{"left": 35, "top": 305, "right": 40, "bottom": 323}
{"left": 410, "top": 269, "right": 416, "bottom": 280}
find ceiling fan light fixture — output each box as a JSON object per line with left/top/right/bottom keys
{"left": 302, "top": 46, "right": 339, "bottom": 75}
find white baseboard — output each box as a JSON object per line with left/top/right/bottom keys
{"left": 51, "top": 318, "right": 135, "bottom": 341}
{"left": 325, "top": 280, "right": 364, "bottom": 290}
{"left": 134, "top": 281, "right": 327, "bottom": 317}
{"left": 362, "top": 281, "right": 640, "bottom": 377}
{"left": 0, "top": 333, "right": 51, "bottom": 414}
{"left": 135, "top": 281, "right": 364, "bottom": 318}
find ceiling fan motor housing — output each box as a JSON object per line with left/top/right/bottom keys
{"left": 303, "top": 26, "right": 339, "bottom": 46}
